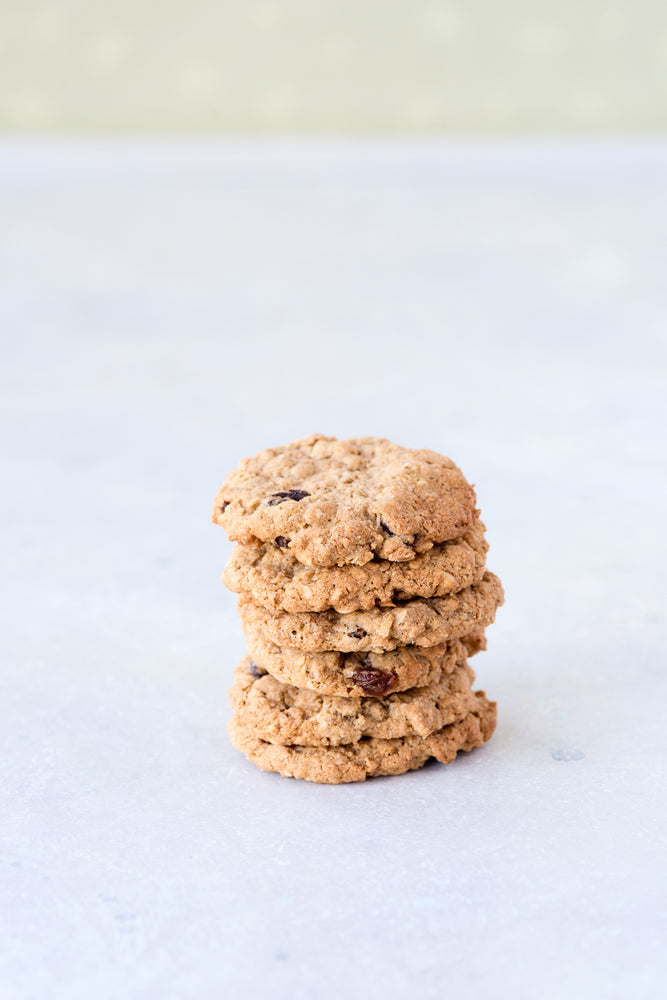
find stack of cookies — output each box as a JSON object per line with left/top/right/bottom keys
{"left": 213, "top": 434, "right": 504, "bottom": 784}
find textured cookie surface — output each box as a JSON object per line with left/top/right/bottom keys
{"left": 231, "top": 657, "right": 476, "bottom": 746}
{"left": 229, "top": 691, "right": 497, "bottom": 783}
{"left": 223, "top": 519, "right": 488, "bottom": 613}
{"left": 213, "top": 434, "right": 477, "bottom": 566}
{"left": 240, "top": 571, "right": 503, "bottom": 652}
{"left": 247, "top": 629, "right": 486, "bottom": 697}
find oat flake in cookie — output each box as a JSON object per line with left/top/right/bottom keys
{"left": 212, "top": 434, "right": 478, "bottom": 566}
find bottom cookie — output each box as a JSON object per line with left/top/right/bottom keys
{"left": 228, "top": 691, "right": 497, "bottom": 784}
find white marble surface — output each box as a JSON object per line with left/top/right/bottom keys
{"left": 1, "top": 141, "right": 666, "bottom": 1000}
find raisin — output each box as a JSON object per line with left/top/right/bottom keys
{"left": 351, "top": 666, "right": 396, "bottom": 696}
{"left": 249, "top": 660, "right": 267, "bottom": 678}
{"left": 266, "top": 490, "right": 310, "bottom": 506}
{"left": 219, "top": 501, "right": 230, "bottom": 512}
{"left": 346, "top": 627, "right": 368, "bottom": 639}
{"left": 380, "top": 521, "right": 394, "bottom": 536}
{"left": 275, "top": 536, "right": 290, "bottom": 549}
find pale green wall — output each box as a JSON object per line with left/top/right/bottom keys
{"left": 1, "top": 0, "right": 666, "bottom": 132}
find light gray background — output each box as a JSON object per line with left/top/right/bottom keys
{"left": 2, "top": 141, "right": 666, "bottom": 999}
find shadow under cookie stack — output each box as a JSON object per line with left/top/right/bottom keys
{"left": 213, "top": 434, "right": 504, "bottom": 784}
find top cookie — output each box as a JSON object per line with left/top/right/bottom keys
{"left": 212, "top": 434, "right": 478, "bottom": 567}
